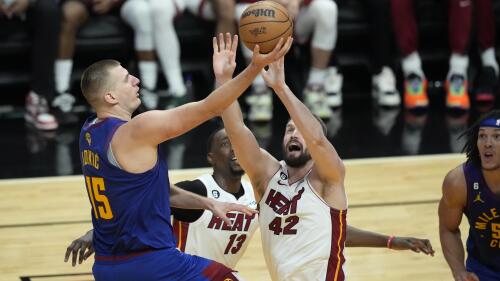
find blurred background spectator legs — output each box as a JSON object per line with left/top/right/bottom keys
{"left": 0, "top": 0, "right": 61, "bottom": 130}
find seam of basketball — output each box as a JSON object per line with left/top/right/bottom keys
{"left": 241, "top": 23, "right": 293, "bottom": 44}
{"left": 239, "top": 19, "right": 290, "bottom": 28}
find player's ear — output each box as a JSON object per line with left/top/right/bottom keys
{"left": 103, "top": 91, "right": 118, "bottom": 105}
{"left": 207, "top": 152, "right": 214, "bottom": 166}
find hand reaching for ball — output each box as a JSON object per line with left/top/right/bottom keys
{"left": 212, "top": 33, "right": 238, "bottom": 83}
{"left": 250, "top": 36, "right": 293, "bottom": 69}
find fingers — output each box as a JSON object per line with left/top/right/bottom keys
{"left": 83, "top": 247, "right": 95, "bottom": 260}
{"left": 241, "top": 206, "right": 259, "bottom": 216}
{"left": 225, "top": 32, "right": 231, "bottom": 50}
{"left": 71, "top": 242, "right": 80, "bottom": 266}
{"left": 64, "top": 241, "right": 76, "bottom": 262}
{"left": 78, "top": 244, "right": 88, "bottom": 264}
{"left": 212, "top": 36, "right": 218, "bottom": 53}
{"left": 220, "top": 214, "right": 233, "bottom": 226}
{"left": 423, "top": 239, "right": 435, "bottom": 256}
{"left": 218, "top": 33, "right": 225, "bottom": 51}
{"left": 268, "top": 38, "right": 284, "bottom": 57}
{"left": 231, "top": 34, "right": 238, "bottom": 54}
{"left": 253, "top": 44, "right": 261, "bottom": 56}
{"left": 277, "top": 37, "right": 293, "bottom": 58}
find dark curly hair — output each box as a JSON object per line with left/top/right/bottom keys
{"left": 460, "top": 110, "right": 500, "bottom": 167}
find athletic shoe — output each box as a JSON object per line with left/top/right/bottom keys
{"left": 372, "top": 67, "right": 401, "bottom": 107}
{"left": 324, "top": 67, "right": 343, "bottom": 107}
{"left": 25, "top": 91, "right": 58, "bottom": 130}
{"left": 304, "top": 84, "right": 332, "bottom": 119}
{"left": 445, "top": 74, "right": 470, "bottom": 110}
{"left": 246, "top": 87, "right": 273, "bottom": 122}
{"left": 475, "top": 66, "right": 497, "bottom": 103}
{"left": 403, "top": 73, "right": 429, "bottom": 109}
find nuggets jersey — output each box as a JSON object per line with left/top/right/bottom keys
{"left": 79, "top": 116, "right": 176, "bottom": 256}
{"left": 463, "top": 162, "right": 500, "bottom": 271}
{"left": 259, "top": 161, "right": 346, "bottom": 281}
{"left": 173, "top": 174, "right": 259, "bottom": 268}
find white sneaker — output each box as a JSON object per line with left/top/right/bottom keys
{"left": 52, "top": 92, "right": 75, "bottom": 113}
{"left": 25, "top": 91, "right": 58, "bottom": 130}
{"left": 372, "top": 67, "right": 401, "bottom": 106}
{"left": 141, "top": 89, "right": 158, "bottom": 110}
{"left": 304, "top": 84, "right": 332, "bottom": 119}
{"left": 247, "top": 88, "right": 273, "bottom": 122}
{"left": 324, "top": 67, "right": 343, "bottom": 107}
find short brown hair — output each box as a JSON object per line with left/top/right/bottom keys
{"left": 80, "top": 59, "right": 120, "bottom": 106}
{"left": 287, "top": 115, "right": 328, "bottom": 136}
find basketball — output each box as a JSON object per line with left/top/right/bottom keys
{"left": 238, "top": 1, "right": 293, "bottom": 54}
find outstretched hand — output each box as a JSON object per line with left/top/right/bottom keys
{"left": 213, "top": 33, "right": 238, "bottom": 83}
{"left": 391, "top": 236, "right": 435, "bottom": 256}
{"left": 64, "top": 230, "right": 94, "bottom": 266}
{"left": 251, "top": 37, "right": 293, "bottom": 69}
{"left": 209, "top": 200, "right": 258, "bottom": 226}
{"left": 261, "top": 57, "right": 286, "bottom": 90}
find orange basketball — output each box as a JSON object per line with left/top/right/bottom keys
{"left": 238, "top": 1, "right": 293, "bottom": 54}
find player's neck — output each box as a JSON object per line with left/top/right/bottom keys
{"left": 96, "top": 106, "right": 132, "bottom": 121}
{"left": 212, "top": 173, "right": 242, "bottom": 194}
{"left": 285, "top": 160, "right": 314, "bottom": 183}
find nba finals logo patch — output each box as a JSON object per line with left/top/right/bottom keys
{"left": 85, "top": 132, "right": 91, "bottom": 145}
{"left": 280, "top": 172, "right": 287, "bottom": 180}
{"left": 212, "top": 190, "right": 220, "bottom": 199}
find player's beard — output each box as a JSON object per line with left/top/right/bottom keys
{"left": 283, "top": 147, "right": 312, "bottom": 168}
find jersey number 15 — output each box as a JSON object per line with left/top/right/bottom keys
{"left": 85, "top": 176, "right": 114, "bottom": 220}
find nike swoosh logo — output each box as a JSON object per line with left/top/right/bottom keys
{"left": 277, "top": 180, "right": 287, "bottom": 186}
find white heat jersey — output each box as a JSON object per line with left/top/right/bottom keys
{"left": 172, "top": 174, "right": 258, "bottom": 268}
{"left": 259, "top": 161, "right": 347, "bottom": 281}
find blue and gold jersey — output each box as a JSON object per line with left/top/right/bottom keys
{"left": 463, "top": 162, "right": 500, "bottom": 271}
{"left": 79, "top": 115, "right": 176, "bottom": 256}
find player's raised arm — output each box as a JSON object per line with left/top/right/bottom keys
{"left": 122, "top": 34, "right": 292, "bottom": 146}
{"left": 262, "top": 57, "right": 345, "bottom": 186}
{"left": 215, "top": 35, "right": 289, "bottom": 198}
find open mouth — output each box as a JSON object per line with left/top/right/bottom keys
{"left": 287, "top": 142, "right": 301, "bottom": 152}
{"left": 484, "top": 152, "right": 494, "bottom": 160}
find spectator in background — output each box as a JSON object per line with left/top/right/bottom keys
{"left": 120, "top": 0, "right": 190, "bottom": 110}
{"left": 473, "top": 0, "right": 498, "bottom": 107}
{"left": 235, "top": 0, "right": 339, "bottom": 121}
{"left": 391, "top": 0, "right": 499, "bottom": 111}
{"left": 0, "top": 0, "right": 60, "bottom": 130}
{"left": 364, "top": 0, "right": 400, "bottom": 107}
{"left": 53, "top": 0, "right": 124, "bottom": 122}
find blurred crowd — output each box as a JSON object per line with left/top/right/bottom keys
{"left": 0, "top": 0, "right": 498, "bottom": 131}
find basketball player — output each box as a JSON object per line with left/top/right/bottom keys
{"left": 76, "top": 33, "right": 291, "bottom": 281}
{"left": 66, "top": 127, "right": 259, "bottom": 268}
{"left": 220, "top": 54, "right": 339, "bottom": 279}
{"left": 66, "top": 128, "right": 434, "bottom": 269}
{"left": 439, "top": 110, "right": 500, "bottom": 281}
